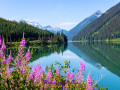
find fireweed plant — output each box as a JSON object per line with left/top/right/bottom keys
{"left": 0, "top": 34, "right": 108, "bottom": 90}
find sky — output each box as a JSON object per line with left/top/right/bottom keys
{"left": 0, "top": 0, "right": 120, "bottom": 30}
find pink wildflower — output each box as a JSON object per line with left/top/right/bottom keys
{"left": 25, "top": 49, "right": 30, "bottom": 60}
{"left": 56, "top": 67, "right": 60, "bottom": 75}
{"left": 79, "top": 59, "right": 85, "bottom": 72}
{"left": 66, "top": 69, "right": 70, "bottom": 78}
{"left": 8, "top": 54, "right": 12, "bottom": 61}
{"left": 70, "top": 72, "right": 74, "bottom": 81}
{"left": 11, "top": 80, "right": 14, "bottom": 84}
{"left": 76, "top": 71, "right": 83, "bottom": 83}
{"left": 27, "top": 65, "right": 43, "bottom": 82}
{"left": 40, "top": 88, "right": 43, "bottom": 90}
{"left": 86, "top": 73, "right": 93, "bottom": 90}
{"left": 46, "top": 69, "right": 52, "bottom": 81}
{"left": 0, "top": 51, "right": 3, "bottom": 58}
{"left": 0, "top": 35, "right": 1, "bottom": 45}
{"left": 34, "top": 72, "right": 40, "bottom": 84}
{"left": 6, "top": 66, "right": 11, "bottom": 77}
{"left": 32, "top": 65, "right": 41, "bottom": 73}
{"left": 16, "top": 60, "right": 21, "bottom": 67}
{"left": 40, "top": 69, "right": 44, "bottom": 76}
{"left": 2, "top": 55, "right": 12, "bottom": 65}
{"left": 66, "top": 69, "right": 74, "bottom": 81}
{"left": 52, "top": 78, "right": 56, "bottom": 85}
{"left": 27, "top": 72, "right": 35, "bottom": 81}
{"left": 7, "top": 54, "right": 12, "bottom": 63}
{"left": 1, "top": 42, "right": 6, "bottom": 50}
{"left": 20, "top": 65, "right": 25, "bottom": 74}
{"left": 20, "top": 38, "right": 26, "bottom": 48}
{"left": 2, "top": 56, "right": 8, "bottom": 64}
{"left": 2, "top": 59, "right": 7, "bottom": 64}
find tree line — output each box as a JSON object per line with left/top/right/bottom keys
{"left": 0, "top": 18, "right": 67, "bottom": 44}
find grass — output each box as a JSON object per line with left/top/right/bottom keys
{"left": 6, "top": 40, "right": 63, "bottom": 46}
{"left": 105, "top": 38, "right": 120, "bottom": 42}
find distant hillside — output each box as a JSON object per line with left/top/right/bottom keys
{"left": 0, "top": 18, "right": 67, "bottom": 44}
{"left": 42, "top": 25, "right": 68, "bottom": 35}
{"left": 67, "top": 10, "right": 102, "bottom": 40}
{"left": 20, "top": 20, "right": 68, "bottom": 35}
{"left": 72, "top": 2, "right": 120, "bottom": 41}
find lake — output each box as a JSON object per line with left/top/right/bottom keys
{"left": 9, "top": 42, "right": 120, "bottom": 90}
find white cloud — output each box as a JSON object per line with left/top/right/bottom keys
{"left": 60, "top": 22, "right": 78, "bottom": 26}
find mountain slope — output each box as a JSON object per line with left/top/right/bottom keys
{"left": 67, "top": 10, "right": 102, "bottom": 40}
{"left": 72, "top": 2, "right": 120, "bottom": 41}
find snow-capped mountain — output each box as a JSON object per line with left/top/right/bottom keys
{"left": 20, "top": 20, "right": 68, "bottom": 35}
{"left": 42, "top": 25, "right": 62, "bottom": 31}
{"left": 28, "top": 22, "right": 42, "bottom": 28}
{"left": 92, "top": 10, "right": 102, "bottom": 18}
{"left": 20, "top": 20, "right": 42, "bottom": 28}
{"left": 42, "top": 25, "right": 68, "bottom": 34}
{"left": 66, "top": 10, "right": 103, "bottom": 40}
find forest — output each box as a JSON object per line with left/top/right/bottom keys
{"left": 0, "top": 18, "right": 67, "bottom": 44}
{"left": 72, "top": 2, "right": 120, "bottom": 41}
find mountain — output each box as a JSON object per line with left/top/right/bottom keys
{"left": 20, "top": 20, "right": 42, "bottom": 28}
{"left": 20, "top": 20, "right": 68, "bottom": 35}
{"left": 27, "top": 22, "right": 42, "bottom": 29}
{"left": 42, "top": 25, "right": 68, "bottom": 35}
{"left": 67, "top": 10, "right": 102, "bottom": 40}
{"left": 0, "top": 18, "right": 51, "bottom": 42}
{"left": 72, "top": 2, "right": 120, "bottom": 41}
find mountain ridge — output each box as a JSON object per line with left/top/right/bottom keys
{"left": 67, "top": 10, "right": 102, "bottom": 40}
{"left": 72, "top": 2, "right": 120, "bottom": 41}
{"left": 20, "top": 20, "right": 68, "bottom": 35}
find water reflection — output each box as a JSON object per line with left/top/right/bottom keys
{"left": 6, "top": 43, "right": 67, "bottom": 63}
{"left": 71, "top": 42, "right": 120, "bottom": 77}
{"left": 29, "top": 44, "right": 67, "bottom": 62}
{"left": 68, "top": 42, "right": 103, "bottom": 69}
{"left": 7, "top": 42, "right": 120, "bottom": 77}
{"left": 7, "top": 42, "right": 120, "bottom": 89}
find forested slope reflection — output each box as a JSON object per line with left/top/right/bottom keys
{"left": 29, "top": 44, "right": 67, "bottom": 62}
{"left": 72, "top": 42, "right": 120, "bottom": 77}
{"left": 6, "top": 44, "right": 67, "bottom": 63}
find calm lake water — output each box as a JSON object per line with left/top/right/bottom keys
{"left": 9, "top": 42, "right": 120, "bottom": 90}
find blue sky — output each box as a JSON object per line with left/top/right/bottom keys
{"left": 0, "top": 0, "right": 120, "bottom": 30}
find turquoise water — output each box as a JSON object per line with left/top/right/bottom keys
{"left": 29, "top": 42, "right": 120, "bottom": 90}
